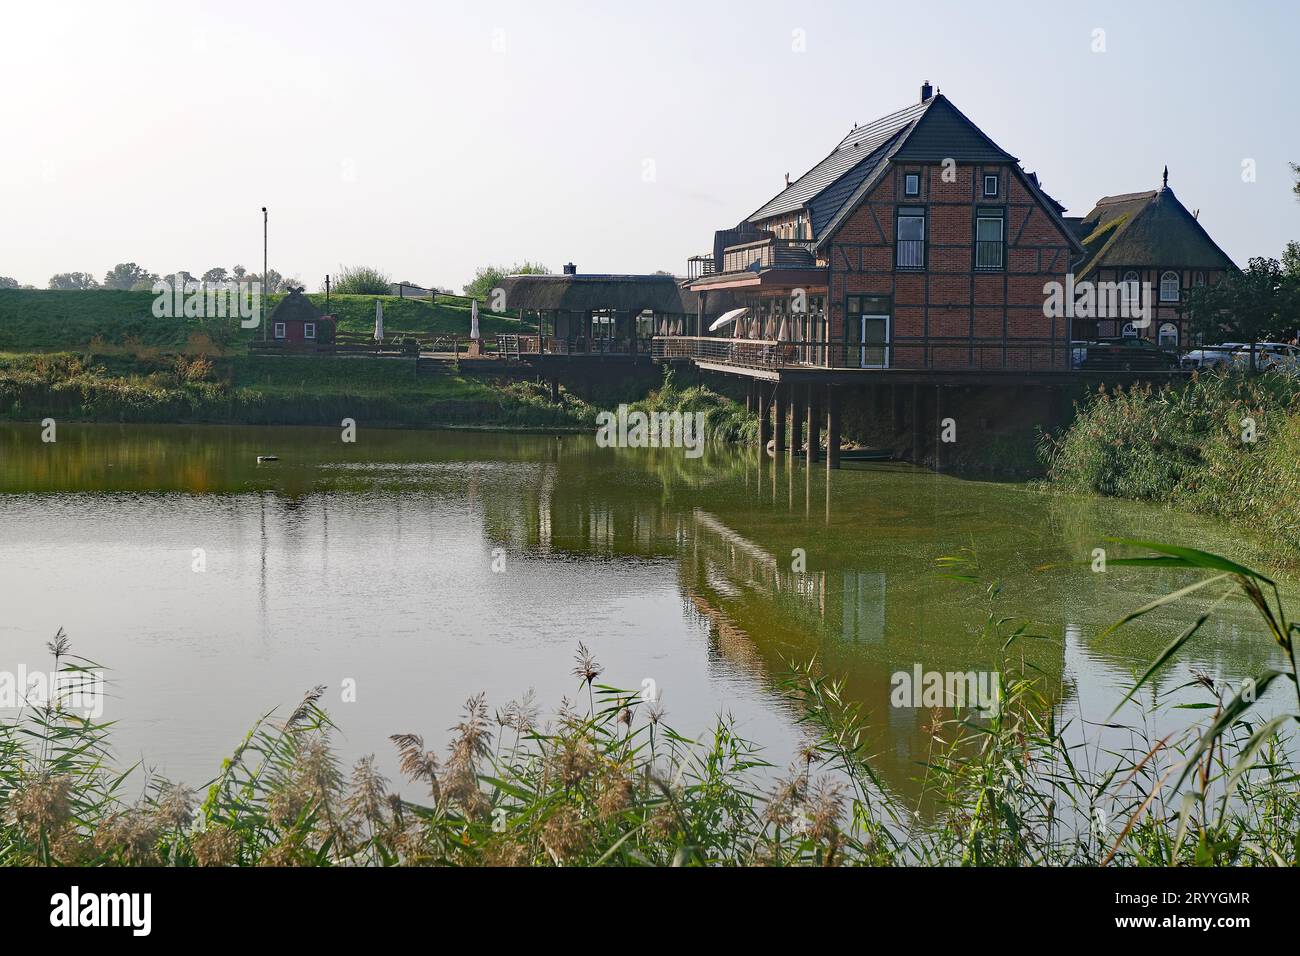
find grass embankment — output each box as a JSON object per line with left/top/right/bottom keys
{"left": 4, "top": 543, "right": 1298, "bottom": 866}
{"left": 1041, "top": 370, "right": 1300, "bottom": 559}
{"left": 0, "top": 352, "right": 596, "bottom": 430}
{"left": 0, "top": 288, "right": 528, "bottom": 354}
{"left": 0, "top": 288, "right": 579, "bottom": 429}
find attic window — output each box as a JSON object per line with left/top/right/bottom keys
{"left": 904, "top": 173, "right": 920, "bottom": 197}
{"left": 983, "top": 174, "right": 999, "bottom": 198}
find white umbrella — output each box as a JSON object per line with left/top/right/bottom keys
{"left": 776, "top": 314, "right": 788, "bottom": 341}
{"left": 708, "top": 307, "right": 749, "bottom": 333}
{"left": 470, "top": 298, "right": 481, "bottom": 339}
{"left": 374, "top": 299, "right": 384, "bottom": 341}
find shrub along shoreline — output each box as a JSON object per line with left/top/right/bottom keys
{"left": 1040, "top": 369, "right": 1300, "bottom": 561}
{"left": 0, "top": 352, "right": 599, "bottom": 432}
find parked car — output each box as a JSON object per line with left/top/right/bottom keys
{"left": 1230, "top": 342, "right": 1300, "bottom": 372}
{"left": 1077, "top": 337, "right": 1182, "bottom": 371}
{"left": 1181, "top": 343, "right": 1245, "bottom": 370}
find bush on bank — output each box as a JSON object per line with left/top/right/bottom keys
{"left": 1041, "top": 369, "right": 1300, "bottom": 557}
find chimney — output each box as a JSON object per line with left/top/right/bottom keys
{"left": 784, "top": 172, "right": 791, "bottom": 187}
{"left": 563, "top": 262, "right": 577, "bottom": 275}
{"left": 920, "top": 80, "right": 933, "bottom": 103}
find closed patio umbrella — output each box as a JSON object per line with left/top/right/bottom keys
{"left": 708, "top": 307, "right": 748, "bottom": 333}
{"left": 374, "top": 299, "right": 384, "bottom": 341}
{"left": 470, "top": 298, "right": 481, "bottom": 340}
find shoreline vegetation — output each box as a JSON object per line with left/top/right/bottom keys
{"left": 1041, "top": 369, "right": 1300, "bottom": 562}
{"left": 3, "top": 543, "right": 1296, "bottom": 867}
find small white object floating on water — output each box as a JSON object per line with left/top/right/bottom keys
{"left": 256, "top": 455, "right": 279, "bottom": 463}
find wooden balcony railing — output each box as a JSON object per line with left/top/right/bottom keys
{"left": 652, "top": 336, "right": 1195, "bottom": 373}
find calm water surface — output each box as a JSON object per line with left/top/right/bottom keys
{"left": 0, "top": 423, "right": 1291, "bottom": 798}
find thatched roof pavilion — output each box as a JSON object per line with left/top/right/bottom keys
{"left": 494, "top": 270, "right": 702, "bottom": 355}
{"left": 495, "top": 273, "right": 697, "bottom": 316}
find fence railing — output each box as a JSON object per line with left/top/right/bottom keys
{"left": 652, "top": 336, "right": 1197, "bottom": 373}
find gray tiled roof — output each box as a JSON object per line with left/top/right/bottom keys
{"left": 746, "top": 94, "right": 1020, "bottom": 245}
{"left": 747, "top": 101, "right": 930, "bottom": 224}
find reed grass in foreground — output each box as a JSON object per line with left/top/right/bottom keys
{"left": 2, "top": 543, "right": 1297, "bottom": 866}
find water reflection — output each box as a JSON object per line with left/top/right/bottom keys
{"left": 0, "top": 423, "right": 1291, "bottom": 798}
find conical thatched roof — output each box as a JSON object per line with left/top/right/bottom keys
{"left": 1074, "top": 187, "right": 1236, "bottom": 278}
{"left": 268, "top": 287, "right": 325, "bottom": 323}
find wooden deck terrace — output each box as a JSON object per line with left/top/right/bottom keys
{"left": 651, "top": 336, "right": 1192, "bottom": 387}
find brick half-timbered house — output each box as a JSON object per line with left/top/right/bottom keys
{"left": 684, "top": 82, "right": 1084, "bottom": 372}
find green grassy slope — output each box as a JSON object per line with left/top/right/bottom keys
{"left": 0, "top": 289, "right": 531, "bottom": 353}
{"left": 0, "top": 351, "right": 594, "bottom": 429}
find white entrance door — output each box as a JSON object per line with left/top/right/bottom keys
{"left": 860, "top": 315, "right": 890, "bottom": 368}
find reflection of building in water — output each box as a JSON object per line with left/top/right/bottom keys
{"left": 841, "top": 571, "right": 886, "bottom": 644}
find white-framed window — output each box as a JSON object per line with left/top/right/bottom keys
{"left": 896, "top": 207, "right": 926, "bottom": 269}
{"left": 274, "top": 322, "right": 286, "bottom": 339}
{"left": 904, "top": 173, "right": 920, "bottom": 197}
{"left": 975, "top": 210, "right": 1004, "bottom": 270}
{"left": 1158, "top": 322, "right": 1179, "bottom": 348}
{"left": 1121, "top": 322, "right": 1138, "bottom": 338}
{"left": 304, "top": 322, "right": 316, "bottom": 339}
{"left": 1160, "top": 270, "right": 1180, "bottom": 302}
{"left": 983, "top": 174, "right": 999, "bottom": 198}
{"left": 1121, "top": 270, "right": 1141, "bottom": 309}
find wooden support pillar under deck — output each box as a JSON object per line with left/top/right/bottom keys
{"left": 825, "top": 385, "right": 841, "bottom": 470}
{"left": 549, "top": 377, "right": 560, "bottom": 403}
{"left": 806, "top": 383, "right": 821, "bottom": 465}
{"left": 758, "top": 383, "right": 772, "bottom": 459}
{"left": 790, "top": 391, "right": 804, "bottom": 462}
{"left": 773, "top": 384, "right": 787, "bottom": 454}
{"left": 911, "top": 383, "right": 923, "bottom": 464}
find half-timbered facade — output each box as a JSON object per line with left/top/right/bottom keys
{"left": 1068, "top": 177, "right": 1236, "bottom": 348}
{"left": 680, "top": 83, "right": 1084, "bottom": 372}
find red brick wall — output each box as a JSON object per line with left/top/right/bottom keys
{"left": 824, "top": 163, "right": 1076, "bottom": 369}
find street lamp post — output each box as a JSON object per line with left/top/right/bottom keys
{"left": 261, "top": 206, "right": 268, "bottom": 340}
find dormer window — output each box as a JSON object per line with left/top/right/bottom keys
{"left": 983, "top": 174, "right": 999, "bottom": 198}
{"left": 904, "top": 173, "right": 920, "bottom": 197}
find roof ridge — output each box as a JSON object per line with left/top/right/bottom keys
{"left": 834, "top": 99, "right": 932, "bottom": 149}
{"left": 1097, "top": 190, "right": 1158, "bottom": 205}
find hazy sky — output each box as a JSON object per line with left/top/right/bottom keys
{"left": 1, "top": 0, "right": 1295, "bottom": 291}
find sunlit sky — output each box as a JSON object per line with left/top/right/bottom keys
{"left": 1, "top": 0, "right": 1295, "bottom": 290}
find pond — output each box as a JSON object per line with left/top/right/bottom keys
{"left": 0, "top": 422, "right": 1291, "bottom": 800}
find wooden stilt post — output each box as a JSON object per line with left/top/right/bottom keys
{"left": 758, "top": 382, "right": 772, "bottom": 460}
{"left": 911, "top": 383, "right": 923, "bottom": 464}
{"left": 774, "top": 383, "right": 787, "bottom": 455}
{"left": 806, "top": 383, "right": 821, "bottom": 465}
{"left": 790, "top": 390, "right": 804, "bottom": 461}
{"left": 826, "top": 385, "right": 841, "bottom": 470}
